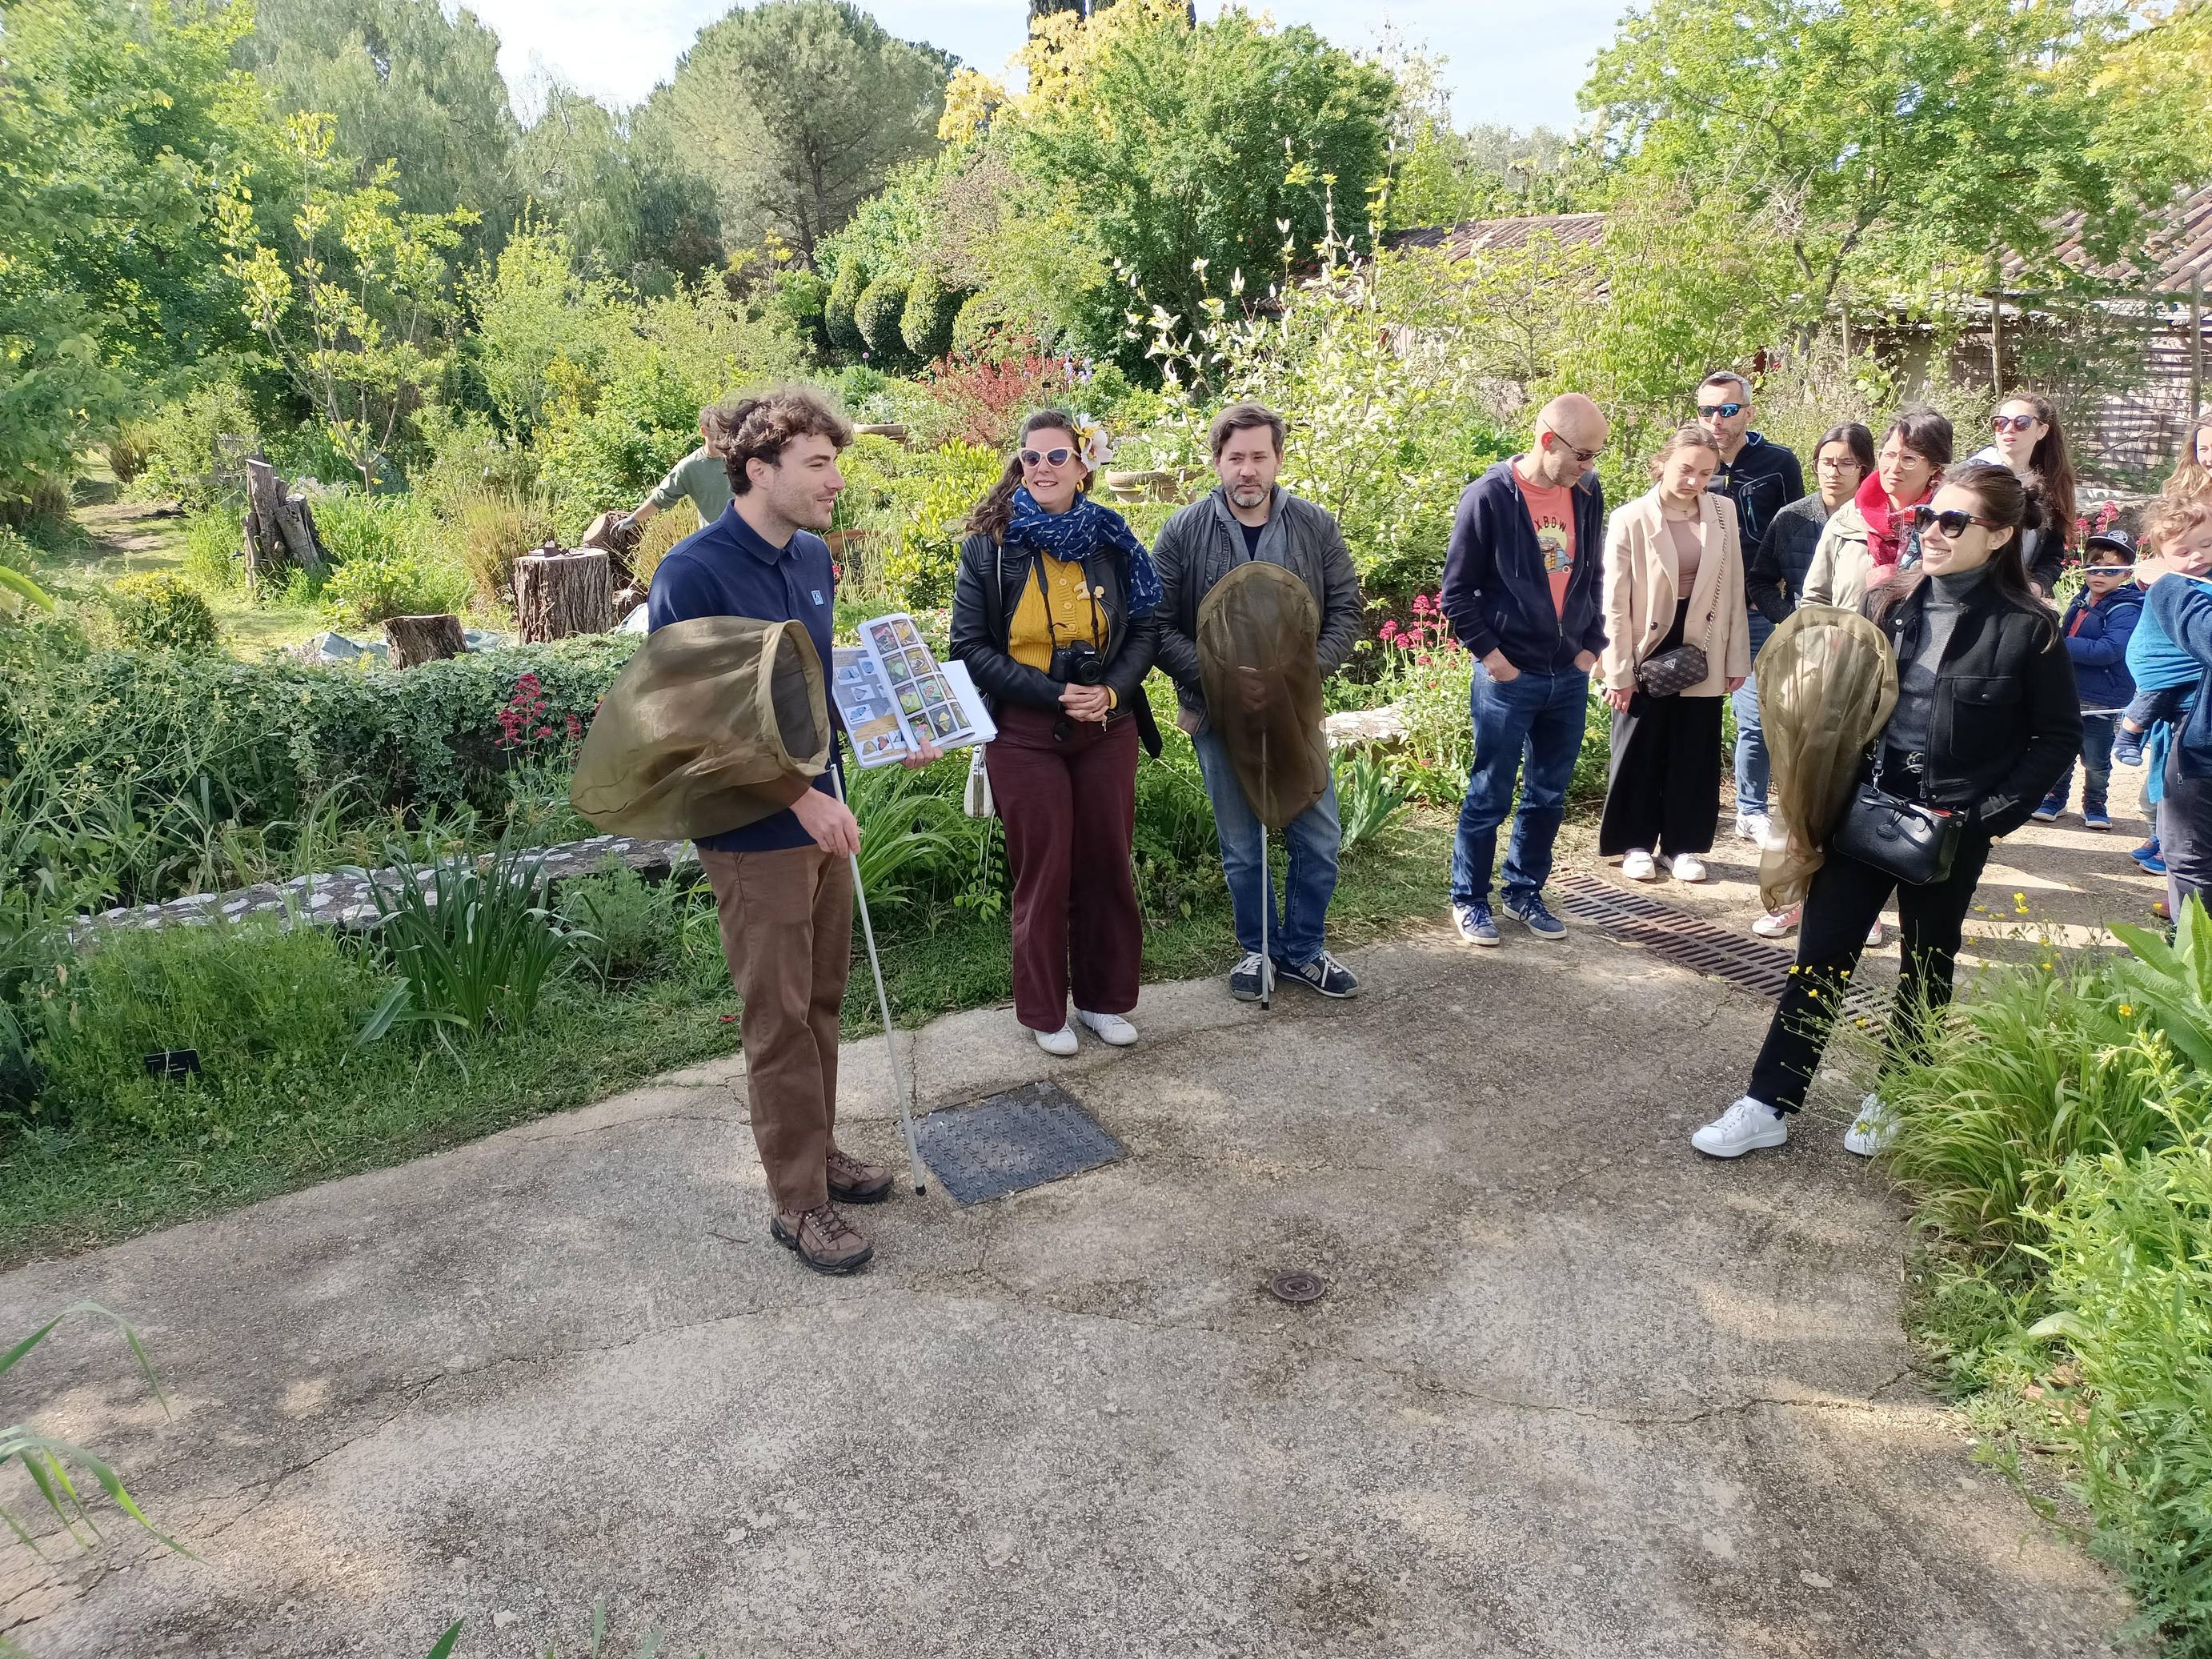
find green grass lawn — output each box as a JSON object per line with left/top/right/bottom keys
{"left": 0, "top": 817, "right": 1453, "bottom": 1268}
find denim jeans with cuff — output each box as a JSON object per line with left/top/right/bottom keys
{"left": 1192, "top": 723, "right": 1341, "bottom": 968}
{"left": 1449, "top": 662, "right": 1590, "bottom": 908}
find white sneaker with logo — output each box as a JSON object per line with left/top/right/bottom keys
{"left": 1032, "top": 1021, "right": 1079, "bottom": 1057}
{"left": 1733, "top": 811, "right": 1770, "bottom": 845}
{"left": 1076, "top": 1008, "right": 1139, "bottom": 1047}
{"left": 1692, "top": 1096, "right": 1790, "bottom": 1158}
{"left": 1621, "top": 849, "right": 1658, "bottom": 881}
{"left": 1843, "top": 1092, "right": 1897, "bottom": 1157}
{"left": 1671, "top": 852, "right": 1709, "bottom": 883}
{"left": 1752, "top": 905, "right": 1801, "bottom": 939}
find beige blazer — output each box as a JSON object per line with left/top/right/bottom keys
{"left": 1801, "top": 499, "right": 1877, "bottom": 610}
{"left": 1598, "top": 487, "right": 1752, "bottom": 697}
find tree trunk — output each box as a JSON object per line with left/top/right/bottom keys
{"left": 240, "top": 456, "right": 330, "bottom": 589}
{"left": 384, "top": 613, "right": 467, "bottom": 668}
{"left": 513, "top": 547, "right": 613, "bottom": 642}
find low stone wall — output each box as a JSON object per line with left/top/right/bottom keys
{"left": 76, "top": 835, "right": 697, "bottom": 944}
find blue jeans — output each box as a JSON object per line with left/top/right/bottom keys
{"left": 2045, "top": 713, "right": 2118, "bottom": 814}
{"left": 1192, "top": 724, "right": 1342, "bottom": 967}
{"left": 1733, "top": 612, "right": 1774, "bottom": 817}
{"left": 1450, "top": 663, "right": 1590, "bottom": 908}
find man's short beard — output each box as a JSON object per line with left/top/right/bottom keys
{"left": 1230, "top": 483, "right": 1268, "bottom": 505}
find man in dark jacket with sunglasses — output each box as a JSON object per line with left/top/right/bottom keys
{"left": 1439, "top": 392, "right": 1610, "bottom": 947}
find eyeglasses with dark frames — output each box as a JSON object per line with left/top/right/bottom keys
{"left": 1696, "top": 402, "right": 1745, "bottom": 420}
{"left": 1910, "top": 504, "right": 1997, "bottom": 538}
{"left": 1537, "top": 421, "right": 1601, "bottom": 465}
{"left": 1991, "top": 413, "right": 2040, "bottom": 434}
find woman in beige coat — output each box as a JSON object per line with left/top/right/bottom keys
{"left": 1597, "top": 424, "right": 1752, "bottom": 882}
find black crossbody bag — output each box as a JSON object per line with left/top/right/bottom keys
{"left": 1830, "top": 752, "right": 1963, "bottom": 886}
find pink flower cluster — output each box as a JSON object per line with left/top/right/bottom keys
{"left": 493, "top": 672, "right": 583, "bottom": 754}
{"left": 1376, "top": 592, "right": 1461, "bottom": 670}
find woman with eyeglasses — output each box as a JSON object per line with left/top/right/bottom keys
{"left": 1970, "top": 393, "right": 2077, "bottom": 599}
{"left": 1802, "top": 407, "right": 1954, "bottom": 610}
{"left": 1693, "top": 461, "right": 2080, "bottom": 1162}
{"left": 949, "top": 409, "right": 1162, "bottom": 1057}
{"left": 1745, "top": 422, "right": 1881, "bottom": 939}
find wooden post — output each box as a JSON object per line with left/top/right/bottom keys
{"left": 513, "top": 543, "right": 613, "bottom": 642}
{"left": 384, "top": 613, "right": 467, "bottom": 668}
{"left": 1989, "top": 291, "right": 2004, "bottom": 392}
{"left": 240, "top": 456, "right": 330, "bottom": 589}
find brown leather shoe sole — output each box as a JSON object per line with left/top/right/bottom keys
{"left": 768, "top": 1214, "right": 875, "bottom": 1275}
{"left": 827, "top": 1167, "right": 896, "bottom": 1205}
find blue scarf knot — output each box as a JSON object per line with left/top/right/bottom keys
{"left": 1005, "top": 486, "right": 1163, "bottom": 615}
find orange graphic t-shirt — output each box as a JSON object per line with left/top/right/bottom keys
{"left": 1518, "top": 475, "right": 1577, "bottom": 615}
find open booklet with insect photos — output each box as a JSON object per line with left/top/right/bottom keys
{"left": 830, "top": 612, "right": 997, "bottom": 768}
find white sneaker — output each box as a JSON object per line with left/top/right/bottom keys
{"left": 1759, "top": 817, "right": 1790, "bottom": 853}
{"left": 1032, "top": 1022, "right": 1079, "bottom": 1057}
{"left": 1621, "top": 849, "right": 1658, "bottom": 881}
{"left": 1867, "top": 918, "right": 1885, "bottom": 948}
{"left": 1691, "top": 1096, "right": 1790, "bottom": 1158}
{"left": 1752, "top": 905, "right": 1801, "bottom": 939}
{"left": 1733, "top": 811, "right": 1770, "bottom": 845}
{"left": 1843, "top": 1092, "right": 1897, "bottom": 1157}
{"left": 1076, "top": 1008, "right": 1138, "bottom": 1047}
{"left": 1671, "top": 852, "right": 1709, "bottom": 883}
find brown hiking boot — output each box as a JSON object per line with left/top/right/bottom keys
{"left": 770, "top": 1203, "right": 874, "bottom": 1275}
{"left": 826, "top": 1146, "right": 895, "bottom": 1205}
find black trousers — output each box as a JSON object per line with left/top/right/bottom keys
{"left": 2162, "top": 753, "right": 2211, "bottom": 919}
{"left": 1599, "top": 603, "right": 1724, "bottom": 857}
{"left": 1746, "top": 832, "right": 1993, "bottom": 1114}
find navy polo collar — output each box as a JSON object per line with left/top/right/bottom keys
{"left": 718, "top": 500, "right": 797, "bottom": 566}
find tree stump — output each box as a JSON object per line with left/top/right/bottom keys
{"left": 384, "top": 613, "right": 467, "bottom": 668}
{"left": 513, "top": 543, "right": 613, "bottom": 642}
{"left": 240, "top": 455, "right": 330, "bottom": 589}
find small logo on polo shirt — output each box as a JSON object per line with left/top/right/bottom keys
{"left": 811, "top": 589, "right": 824, "bottom": 606}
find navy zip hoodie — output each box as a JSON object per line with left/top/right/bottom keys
{"left": 1440, "top": 459, "right": 1609, "bottom": 673}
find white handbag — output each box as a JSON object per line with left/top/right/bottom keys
{"left": 963, "top": 744, "right": 995, "bottom": 819}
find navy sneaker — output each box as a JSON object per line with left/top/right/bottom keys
{"left": 1453, "top": 900, "right": 1500, "bottom": 947}
{"left": 2141, "top": 852, "right": 2169, "bottom": 875}
{"left": 2030, "top": 797, "right": 2064, "bottom": 823}
{"left": 1501, "top": 892, "right": 1568, "bottom": 940}
{"left": 2082, "top": 804, "right": 2111, "bottom": 831}
{"left": 1229, "top": 951, "right": 1267, "bottom": 1002}
{"left": 2131, "top": 837, "right": 2162, "bottom": 865}
{"left": 1278, "top": 949, "right": 1360, "bottom": 998}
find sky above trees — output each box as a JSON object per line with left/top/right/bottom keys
{"left": 464, "top": 0, "right": 1619, "bottom": 132}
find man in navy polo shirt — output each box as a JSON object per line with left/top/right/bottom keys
{"left": 647, "top": 387, "right": 896, "bottom": 1276}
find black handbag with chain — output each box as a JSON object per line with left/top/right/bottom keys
{"left": 1831, "top": 782, "right": 1963, "bottom": 886}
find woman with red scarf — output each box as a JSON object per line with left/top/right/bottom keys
{"left": 1801, "top": 408, "right": 1954, "bottom": 609}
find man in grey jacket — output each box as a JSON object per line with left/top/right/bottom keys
{"left": 1153, "top": 403, "right": 1365, "bottom": 1000}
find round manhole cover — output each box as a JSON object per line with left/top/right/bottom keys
{"left": 1266, "top": 1269, "right": 1327, "bottom": 1304}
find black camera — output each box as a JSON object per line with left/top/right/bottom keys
{"left": 1052, "top": 643, "right": 1107, "bottom": 686}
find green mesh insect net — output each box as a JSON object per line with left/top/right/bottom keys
{"left": 1196, "top": 559, "right": 1329, "bottom": 831}
{"left": 569, "top": 615, "right": 831, "bottom": 840}
{"left": 1757, "top": 604, "right": 1898, "bottom": 913}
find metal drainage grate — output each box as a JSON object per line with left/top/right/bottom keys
{"left": 1547, "top": 870, "right": 1893, "bottom": 1023}
{"left": 915, "top": 1080, "right": 1125, "bottom": 1207}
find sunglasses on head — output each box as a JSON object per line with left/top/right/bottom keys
{"left": 1910, "top": 505, "right": 1996, "bottom": 537}
{"left": 1992, "top": 413, "right": 2039, "bottom": 434}
{"left": 1019, "top": 446, "right": 1075, "bottom": 468}
{"left": 1696, "top": 401, "right": 1745, "bottom": 420}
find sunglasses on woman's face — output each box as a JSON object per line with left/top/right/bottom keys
{"left": 1019, "top": 447, "right": 1075, "bottom": 468}
{"left": 1696, "top": 401, "right": 1745, "bottom": 420}
{"left": 1991, "top": 413, "right": 2039, "bottom": 434}
{"left": 1910, "top": 505, "right": 1995, "bottom": 537}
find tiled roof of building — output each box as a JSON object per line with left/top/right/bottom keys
{"left": 2000, "top": 184, "right": 2212, "bottom": 294}
{"left": 1392, "top": 211, "right": 1608, "bottom": 259}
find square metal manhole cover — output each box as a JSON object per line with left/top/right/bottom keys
{"left": 915, "top": 1080, "right": 1124, "bottom": 1206}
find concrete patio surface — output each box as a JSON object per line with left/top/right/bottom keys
{"left": 0, "top": 919, "right": 2139, "bottom": 1657}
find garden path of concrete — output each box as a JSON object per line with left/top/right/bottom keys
{"left": 0, "top": 876, "right": 2144, "bottom": 1657}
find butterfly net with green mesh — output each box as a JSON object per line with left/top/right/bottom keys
{"left": 1196, "top": 560, "right": 1330, "bottom": 831}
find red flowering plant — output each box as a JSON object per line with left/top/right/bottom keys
{"left": 491, "top": 671, "right": 590, "bottom": 842}
{"left": 1368, "top": 593, "right": 1475, "bottom": 802}
{"left": 916, "top": 335, "right": 1079, "bottom": 449}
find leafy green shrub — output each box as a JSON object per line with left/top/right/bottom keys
{"left": 178, "top": 507, "right": 244, "bottom": 593}
{"left": 2111, "top": 900, "right": 2212, "bottom": 1072}
{"left": 1334, "top": 748, "right": 1408, "bottom": 852}
{"left": 559, "top": 864, "right": 691, "bottom": 985}
{"left": 900, "top": 269, "right": 962, "bottom": 362}
{"left": 951, "top": 293, "right": 1017, "bottom": 361}
{"left": 2026, "top": 1128, "right": 2212, "bottom": 1648}
{"left": 130, "top": 378, "right": 258, "bottom": 507}
{"left": 826, "top": 260, "right": 867, "bottom": 355}
{"left": 455, "top": 491, "right": 556, "bottom": 607}
{"left": 98, "top": 574, "right": 218, "bottom": 653}
{"left": 1132, "top": 719, "right": 1222, "bottom": 920}
{"left": 848, "top": 760, "right": 972, "bottom": 911}
{"left": 881, "top": 442, "right": 1001, "bottom": 608}
{"left": 856, "top": 275, "right": 912, "bottom": 363}
{"left": 359, "top": 840, "right": 582, "bottom": 1039}
{"left": 23, "top": 918, "right": 395, "bottom": 1140}
{"left": 326, "top": 550, "right": 471, "bottom": 627}
{"left": 410, "top": 403, "right": 537, "bottom": 519}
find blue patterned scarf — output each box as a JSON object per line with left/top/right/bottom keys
{"left": 1005, "top": 486, "right": 1163, "bottom": 615}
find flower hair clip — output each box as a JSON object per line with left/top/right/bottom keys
{"left": 1073, "top": 413, "right": 1116, "bottom": 472}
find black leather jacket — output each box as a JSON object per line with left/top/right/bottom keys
{"left": 1865, "top": 577, "right": 2082, "bottom": 837}
{"left": 948, "top": 528, "right": 1161, "bottom": 753}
